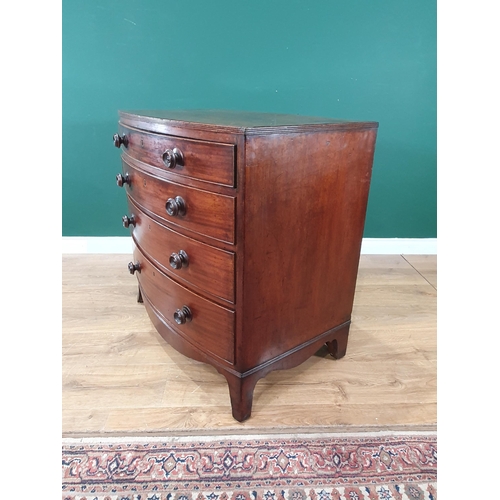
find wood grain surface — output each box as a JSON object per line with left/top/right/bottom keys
{"left": 62, "top": 253, "right": 436, "bottom": 436}
{"left": 240, "top": 129, "right": 376, "bottom": 369}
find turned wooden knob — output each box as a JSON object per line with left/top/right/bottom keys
{"left": 113, "top": 133, "right": 128, "bottom": 148}
{"left": 162, "top": 148, "right": 184, "bottom": 169}
{"left": 174, "top": 305, "right": 192, "bottom": 325}
{"left": 169, "top": 250, "right": 189, "bottom": 270}
{"left": 116, "top": 173, "right": 130, "bottom": 187}
{"left": 122, "top": 215, "right": 135, "bottom": 228}
{"left": 165, "top": 196, "right": 186, "bottom": 216}
{"left": 128, "top": 261, "right": 140, "bottom": 274}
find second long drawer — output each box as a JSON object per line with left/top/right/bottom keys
{"left": 121, "top": 160, "right": 236, "bottom": 244}
{"left": 128, "top": 197, "right": 235, "bottom": 304}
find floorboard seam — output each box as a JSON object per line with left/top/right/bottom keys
{"left": 401, "top": 255, "right": 437, "bottom": 291}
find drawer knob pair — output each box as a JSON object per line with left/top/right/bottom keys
{"left": 174, "top": 305, "right": 192, "bottom": 325}
{"left": 113, "top": 133, "right": 128, "bottom": 148}
{"left": 162, "top": 148, "right": 184, "bottom": 169}
{"left": 122, "top": 215, "right": 135, "bottom": 228}
{"left": 116, "top": 173, "right": 131, "bottom": 187}
{"left": 166, "top": 196, "right": 186, "bottom": 217}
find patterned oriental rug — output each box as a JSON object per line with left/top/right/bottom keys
{"left": 62, "top": 432, "right": 437, "bottom": 500}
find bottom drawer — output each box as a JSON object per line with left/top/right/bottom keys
{"left": 132, "top": 245, "right": 235, "bottom": 364}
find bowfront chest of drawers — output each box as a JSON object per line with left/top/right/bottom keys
{"left": 113, "top": 110, "right": 378, "bottom": 421}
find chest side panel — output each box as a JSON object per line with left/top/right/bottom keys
{"left": 240, "top": 128, "right": 377, "bottom": 369}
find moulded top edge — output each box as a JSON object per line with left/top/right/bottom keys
{"left": 118, "top": 110, "right": 379, "bottom": 135}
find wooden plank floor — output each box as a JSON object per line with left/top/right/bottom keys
{"left": 62, "top": 254, "right": 436, "bottom": 437}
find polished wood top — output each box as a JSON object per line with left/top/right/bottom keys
{"left": 119, "top": 109, "right": 379, "bottom": 135}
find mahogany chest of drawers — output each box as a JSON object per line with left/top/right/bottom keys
{"left": 113, "top": 110, "right": 378, "bottom": 421}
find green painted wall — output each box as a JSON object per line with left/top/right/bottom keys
{"left": 63, "top": 0, "right": 436, "bottom": 237}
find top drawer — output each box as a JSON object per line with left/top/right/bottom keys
{"left": 118, "top": 124, "right": 236, "bottom": 187}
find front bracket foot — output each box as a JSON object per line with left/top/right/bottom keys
{"left": 222, "top": 371, "right": 260, "bottom": 422}
{"left": 325, "top": 323, "right": 350, "bottom": 359}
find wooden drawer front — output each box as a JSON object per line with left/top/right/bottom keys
{"left": 134, "top": 246, "right": 235, "bottom": 364}
{"left": 123, "top": 161, "right": 236, "bottom": 244}
{"left": 128, "top": 198, "right": 235, "bottom": 304}
{"left": 120, "top": 125, "right": 235, "bottom": 187}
